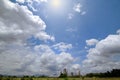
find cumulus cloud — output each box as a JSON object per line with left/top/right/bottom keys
{"left": 16, "top": 0, "right": 48, "bottom": 12}
{"left": 52, "top": 42, "right": 72, "bottom": 52}
{"left": 70, "top": 64, "right": 81, "bottom": 74}
{"left": 0, "top": 44, "right": 75, "bottom": 76}
{"left": 34, "top": 45, "right": 75, "bottom": 76}
{"left": 16, "top": 0, "right": 48, "bottom": 4}
{"left": 0, "top": 47, "right": 35, "bottom": 75}
{"left": 86, "top": 39, "right": 99, "bottom": 46}
{"left": 82, "top": 30, "right": 120, "bottom": 74}
{"left": 16, "top": 0, "right": 25, "bottom": 3}
{"left": 0, "top": 0, "right": 79, "bottom": 76}
{"left": 0, "top": 0, "right": 54, "bottom": 43}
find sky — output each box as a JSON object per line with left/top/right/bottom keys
{"left": 0, "top": 0, "right": 120, "bottom": 76}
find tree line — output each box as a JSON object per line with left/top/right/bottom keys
{"left": 85, "top": 69, "right": 120, "bottom": 77}
{"left": 0, "top": 69, "right": 120, "bottom": 78}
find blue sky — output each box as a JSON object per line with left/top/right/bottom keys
{"left": 0, "top": 0, "right": 120, "bottom": 76}
{"left": 30, "top": 0, "right": 120, "bottom": 62}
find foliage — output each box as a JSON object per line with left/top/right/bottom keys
{"left": 0, "top": 77, "right": 120, "bottom": 80}
{"left": 59, "top": 72, "right": 67, "bottom": 78}
{"left": 85, "top": 69, "right": 120, "bottom": 77}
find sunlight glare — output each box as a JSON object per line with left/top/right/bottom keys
{"left": 47, "top": 0, "right": 68, "bottom": 15}
{"left": 51, "top": 0, "right": 61, "bottom": 8}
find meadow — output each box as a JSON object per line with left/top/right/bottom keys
{"left": 0, "top": 77, "right": 120, "bottom": 80}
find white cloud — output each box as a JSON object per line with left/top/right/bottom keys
{"left": 0, "top": 0, "right": 80, "bottom": 76}
{"left": 82, "top": 30, "right": 120, "bottom": 74}
{"left": 0, "top": 0, "right": 54, "bottom": 44}
{"left": 16, "top": 0, "right": 25, "bottom": 3}
{"left": 68, "top": 13, "right": 74, "bottom": 19}
{"left": 86, "top": 39, "right": 99, "bottom": 46}
{"left": 81, "top": 11, "right": 86, "bottom": 15}
{"left": 66, "top": 28, "right": 77, "bottom": 32}
{"left": 16, "top": 0, "right": 48, "bottom": 11}
{"left": 40, "top": 0, "right": 48, "bottom": 3}
{"left": 73, "top": 3, "right": 82, "bottom": 13}
{"left": 0, "top": 0, "right": 72, "bottom": 76}
{"left": 52, "top": 42, "right": 72, "bottom": 52}
{"left": 35, "top": 31, "right": 55, "bottom": 41}
{"left": 66, "top": 64, "right": 81, "bottom": 76}
{"left": 16, "top": 0, "right": 48, "bottom": 3}
{"left": 0, "top": 44, "right": 76, "bottom": 76}
{"left": 73, "top": 3, "right": 86, "bottom": 16}
{"left": 117, "top": 29, "right": 120, "bottom": 34}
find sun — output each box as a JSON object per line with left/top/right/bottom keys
{"left": 47, "top": 0, "right": 68, "bottom": 15}
{"left": 50, "top": 0, "right": 61, "bottom": 8}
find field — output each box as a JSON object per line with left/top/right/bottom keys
{"left": 0, "top": 77, "right": 120, "bottom": 80}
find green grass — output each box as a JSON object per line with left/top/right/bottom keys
{"left": 0, "top": 77, "right": 120, "bottom": 80}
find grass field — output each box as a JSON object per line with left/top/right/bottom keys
{"left": 0, "top": 77, "right": 120, "bottom": 80}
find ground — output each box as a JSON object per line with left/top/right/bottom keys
{"left": 0, "top": 77, "right": 120, "bottom": 80}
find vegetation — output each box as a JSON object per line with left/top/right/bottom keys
{"left": 0, "top": 77, "right": 120, "bottom": 80}
{"left": 0, "top": 69, "right": 120, "bottom": 80}
{"left": 85, "top": 69, "right": 120, "bottom": 77}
